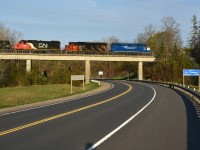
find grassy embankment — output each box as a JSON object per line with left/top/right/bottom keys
{"left": 0, "top": 83, "right": 98, "bottom": 109}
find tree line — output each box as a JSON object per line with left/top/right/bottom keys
{"left": 189, "top": 15, "right": 200, "bottom": 65}
{"left": 135, "top": 16, "right": 199, "bottom": 84}
{"left": 0, "top": 15, "right": 200, "bottom": 87}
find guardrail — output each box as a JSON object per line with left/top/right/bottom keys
{"left": 91, "top": 80, "right": 101, "bottom": 86}
{"left": 129, "top": 80, "right": 200, "bottom": 104}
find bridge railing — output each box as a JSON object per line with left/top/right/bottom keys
{"left": 129, "top": 79, "right": 200, "bottom": 104}
{"left": 0, "top": 50, "right": 155, "bottom": 56}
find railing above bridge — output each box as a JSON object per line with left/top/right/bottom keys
{"left": 0, "top": 50, "right": 155, "bottom": 57}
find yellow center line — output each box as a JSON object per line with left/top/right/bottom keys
{"left": 0, "top": 82, "right": 132, "bottom": 136}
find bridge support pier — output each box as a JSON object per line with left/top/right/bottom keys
{"left": 26, "top": 60, "right": 32, "bottom": 72}
{"left": 138, "top": 61, "right": 143, "bottom": 80}
{"left": 85, "top": 60, "right": 91, "bottom": 84}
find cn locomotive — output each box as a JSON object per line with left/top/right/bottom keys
{"left": 0, "top": 40, "right": 61, "bottom": 53}
{"left": 65, "top": 42, "right": 108, "bottom": 53}
{"left": 0, "top": 40, "right": 152, "bottom": 54}
{"left": 14, "top": 40, "right": 61, "bottom": 52}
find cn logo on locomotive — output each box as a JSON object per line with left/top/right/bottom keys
{"left": 38, "top": 43, "right": 48, "bottom": 48}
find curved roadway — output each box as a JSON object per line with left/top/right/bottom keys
{"left": 0, "top": 81, "right": 199, "bottom": 150}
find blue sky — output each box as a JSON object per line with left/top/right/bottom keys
{"left": 1, "top": 0, "right": 200, "bottom": 47}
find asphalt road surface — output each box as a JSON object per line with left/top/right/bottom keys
{"left": 0, "top": 80, "right": 199, "bottom": 150}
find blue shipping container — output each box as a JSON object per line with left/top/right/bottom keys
{"left": 111, "top": 43, "right": 151, "bottom": 53}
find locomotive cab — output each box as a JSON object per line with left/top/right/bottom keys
{"left": 14, "top": 40, "right": 37, "bottom": 50}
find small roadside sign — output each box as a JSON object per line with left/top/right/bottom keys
{"left": 98, "top": 71, "right": 103, "bottom": 76}
{"left": 71, "top": 75, "right": 85, "bottom": 94}
{"left": 71, "top": 75, "right": 84, "bottom": 80}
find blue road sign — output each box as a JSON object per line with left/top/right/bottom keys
{"left": 183, "top": 69, "right": 200, "bottom": 76}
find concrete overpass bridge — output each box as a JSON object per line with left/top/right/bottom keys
{"left": 0, "top": 53, "right": 156, "bottom": 84}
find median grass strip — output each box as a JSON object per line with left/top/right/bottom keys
{"left": 0, "top": 83, "right": 98, "bottom": 109}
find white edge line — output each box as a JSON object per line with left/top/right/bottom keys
{"left": 0, "top": 83, "right": 114, "bottom": 117}
{"left": 88, "top": 82, "right": 157, "bottom": 150}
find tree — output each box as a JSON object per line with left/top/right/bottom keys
{"left": 189, "top": 15, "right": 200, "bottom": 65}
{"left": 102, "top": 36, "right": 120, "bottom": 50}
{"left": 135, "top": 24, "right": 157, "bottom": 43}
{"left": 136, "top": 16, "right": 195, "bottom": 82}
{"left": 160, "top": 16, "right": 182, "bottom": 58}
{"left": 197, "top": 18, "right": 200, "bottom": 47}
{"left": 0, "top": 22, "right": 22, "bottom": 45}
{"left": 0, "top": 22, "right": 22, "bottom": 86}
{"left": 159, "top": 39, "right": 167, "bottom": 61}
{"left": 188, "top": 15, "right": 198, "bottom": 48}
{"left": 191, "top": 46, "right": 200, "bottom": 64}
{"left": 0, "top": 61, "right": 8, "bottom": 86}
{"left": 136, "top": 17, "right": 182, "bottom": 60}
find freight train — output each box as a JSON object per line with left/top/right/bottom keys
{"left": 0, "top": 40, "right": 152, "bottom": 54}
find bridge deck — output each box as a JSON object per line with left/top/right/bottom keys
{"left": 0, "top": 53, "right": 156, "bottom": 62}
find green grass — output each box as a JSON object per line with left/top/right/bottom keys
{"left": 0, "top": 83, "right": 98, "bottom": 109}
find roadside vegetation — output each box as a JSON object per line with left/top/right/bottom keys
{"left": 0, "top": 83, "right": 98, "bottom": 109}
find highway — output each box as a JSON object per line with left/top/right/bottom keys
{"left": 0, "top": 81, "right": 199, "bottom": 150}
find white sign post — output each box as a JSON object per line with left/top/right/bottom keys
{"left": 71, "top": 75, "right": 85, "bottom": 94}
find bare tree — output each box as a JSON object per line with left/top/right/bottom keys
{"left": 135, "top": 24, "right": 157, "bottom": 43}
{"left": 101, "top": 36, "right": 120, "bottom": 77}
{"left": 0, "top": 22, "right": 22, "bottom": 45}
{"left": 102, "top": 36, "right": 120, "bottom": 50}
{"left": 0, "top": 22, "right": 22, "bottom": 86}
{"left": 161, "top": 16, "right": 182, "bottom": 54}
